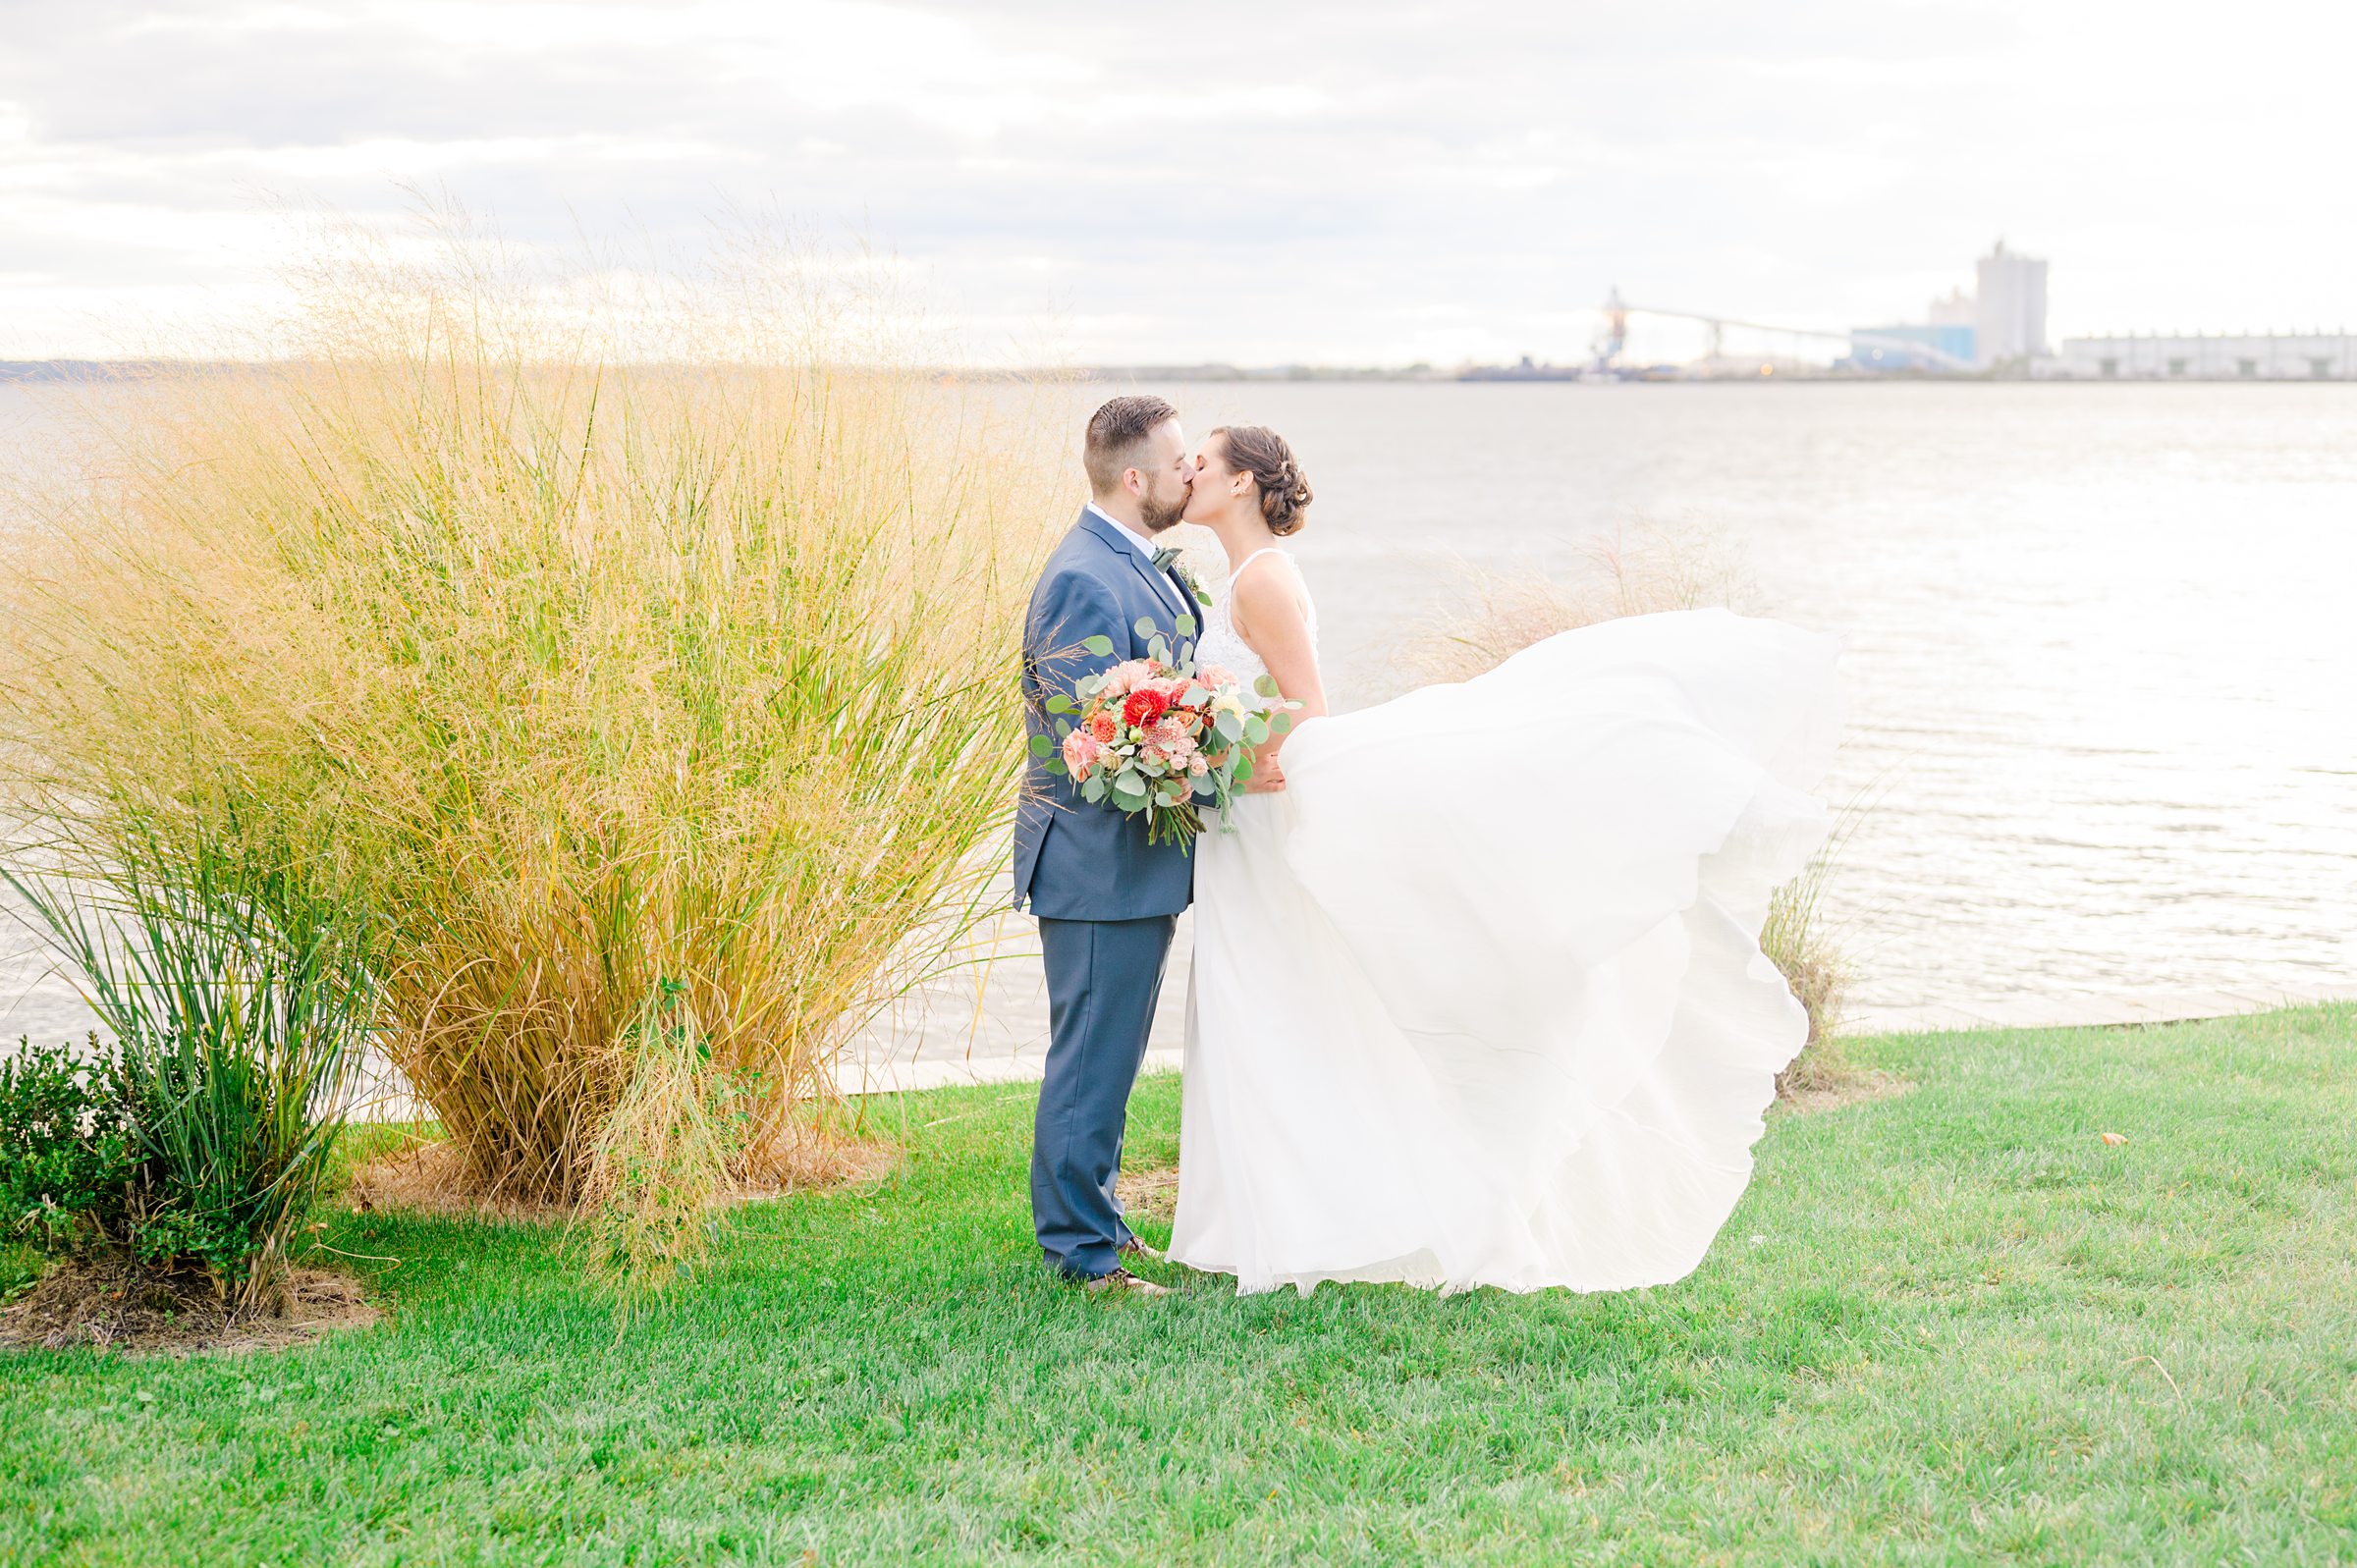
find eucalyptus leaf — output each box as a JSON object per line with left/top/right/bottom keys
{"left": 1270, "top": 711, "right": 1292, "bottom": 734}
{"left": 1055, "top": 719, "right": 1072, "bottom": 737}
{"left": 1027, "top": 733, "right": 1053, "bottom": 759}
{"left": 1253, "top": 674, "right": 1280, "bottom": 699}
{"left": 1045, "top": 693, "right": 1075, "bottom": 715}
{"left": 1243, "top": 715, "right": 1270, "bottom": 746}
{"left": 1149, "top": 636, "right": 1171, "bottom": 664}
{"left": 1044, "top": 756, "right": 1069, "bottom": 777}
{"left": 1081, "top": 634, "right": 1116, "bottom": 657}
{"left": 1176, "top": 614, "right": 1197, "bottom": 637}
{"left": 1215, "top": 711, "right": 1243, "bottom": 743}
{"left": 1233, "top": 753, "right": 1255, "bottom": 784}
{"left": 1082, "top": 775, "right": 1108, "bottom": 803}
{"left": 1133, "top": 617, "right": 1159, "bottom": 640}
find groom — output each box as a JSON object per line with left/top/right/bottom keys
{"left": 1014, "top": 396, "right": 1203, "bottom": 1297}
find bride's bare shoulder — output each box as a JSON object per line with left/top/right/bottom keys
{"left": 1230, "top": 552, "right": 1310, "bottom": 633}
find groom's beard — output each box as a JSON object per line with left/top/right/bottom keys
{"left": 1139, "top": 491, "right": 1188, "bottom": 533}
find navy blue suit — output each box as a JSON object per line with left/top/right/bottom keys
{"left": 1014, "top": 508, "right": 1198, "bottom": 1278}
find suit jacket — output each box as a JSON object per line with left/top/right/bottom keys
{"left": 1013, "top": 509, "right": 1201, "bottom": 920}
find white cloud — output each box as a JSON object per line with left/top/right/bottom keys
{"left": 3, "top": 0, "right": 2355, "bottom": 360}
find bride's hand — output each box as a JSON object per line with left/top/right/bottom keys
{"left": 1245, "top": 756, "right": 1287, "bottom": 793}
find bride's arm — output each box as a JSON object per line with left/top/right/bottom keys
{"left": 1229, "top": 565, "right": 1326, "bottom": 790}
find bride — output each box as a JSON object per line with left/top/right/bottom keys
{"left": 1169, "top": 425, "right": 1842, "bottom": 1295}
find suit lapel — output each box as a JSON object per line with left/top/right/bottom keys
{"left": 1164, "top": 564, "right": 1198, "bottom": 618}
{"left": 1077, "top": 509, "right": 1185, "bottom": 623}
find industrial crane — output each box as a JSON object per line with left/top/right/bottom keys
{"left": 1590, "top": 293, "right": 1975, "bottom": 374}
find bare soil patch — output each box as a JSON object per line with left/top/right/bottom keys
{"left": 347, "top": 1126, "right": 901, "bottom": 1220}
{"left": 1777, "top": 1067, "right": 1916, "bottom": 1116}
{"left": 347, "top": 1138, "right": 567, "bottom": 1222}
{"left": 1117, "top": 1164, "right": 1181, "bottom": 1227}
{"left": 0, "top": 1256, "right": 378, "bottom": 1357}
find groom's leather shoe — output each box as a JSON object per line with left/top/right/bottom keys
{"left": 1083, "top": 1268, "right": 1169, "bottom": 1298}
{"left": 1118, "top": 1237, "right": 1165, "bottom": 1265}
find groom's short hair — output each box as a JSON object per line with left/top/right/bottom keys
{"left": 1083, "top": 395, "right": 1179, "bottom": 498}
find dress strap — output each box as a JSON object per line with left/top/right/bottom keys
{"left": 1230, "top": 546, "right": 1289, "bottom": 584}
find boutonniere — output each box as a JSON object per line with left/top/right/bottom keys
{"left": 1173, "top": 561, "right": 1213, "bottom": 610}
{"left": 1150, "top": 547, "right": 1214, "bottom": 613}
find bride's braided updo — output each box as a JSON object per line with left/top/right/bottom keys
{"left": 1213, "top": 424, "right": 1313, "bottom": 537}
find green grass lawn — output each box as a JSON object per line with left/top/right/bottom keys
{"left": 4, "top": 1006, "right": 2353, "bottom": 1566}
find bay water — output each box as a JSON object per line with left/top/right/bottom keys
{"left": 4, "top": 379, "right": 2351, "bottom": 1033}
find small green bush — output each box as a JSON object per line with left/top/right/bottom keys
{"left": 0, "top": 1037, "right": 136, "bottom": 1255}
{"left": 5, "top": 824, "right": 377, "bottom": 1313}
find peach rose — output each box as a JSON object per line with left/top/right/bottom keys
{"left": 1097, "top": 659, "right": 1157, "bottom": 700}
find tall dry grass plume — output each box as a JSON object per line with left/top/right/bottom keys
{"left": 0, "top": 213, "right": 1064, "bottom": 1285}
{"left": 1400, "top": 526, "right": 1755, "bottom": 687}
{"left": 1402, "top": 528, "right": 1854, "bottom": 1078}
{"left": 1760, "top": 830, "right": 1856, "bottom": 1097}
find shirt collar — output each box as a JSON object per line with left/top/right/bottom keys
{"left": 1084, "top": 501, "right": 1160, "bottom": 561}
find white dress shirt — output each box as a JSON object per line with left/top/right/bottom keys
{"left": 1085, "top": 502, "right": 1184, "bottom": 617}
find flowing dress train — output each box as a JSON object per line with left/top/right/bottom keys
{"left": 1170, "top": 558, "right": 1841, "bottom": 1295}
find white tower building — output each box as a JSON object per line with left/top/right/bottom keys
{"left": 1974, "top": 241, "right": 2049, "bottom": 368}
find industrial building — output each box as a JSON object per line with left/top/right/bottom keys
{"left": 1841, "top": 323, "right": 1976, "bottom": 372}
{"left": 1973, "top": 242, "right": 2048, "bottom": 366}
{"left": 1573, "top": 243, "right": 2349, "bottom": 381}
{"left": 2052, "top": 333, "right": 2355, "bottom": 380}
{"left": 1844, "top": 243, "right": 2047, "bottom": 373}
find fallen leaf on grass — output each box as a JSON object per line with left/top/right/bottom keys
{"left": 2101, "top": 1131, "right": 2128, "bottom": 1146}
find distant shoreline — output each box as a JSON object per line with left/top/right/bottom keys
{"left": 0, "top": 359, "right": 234, "bottom": 384}
{"left": 7, "top": 359, "right": 2352, "bottom": 388}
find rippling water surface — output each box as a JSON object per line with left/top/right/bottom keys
{"left": 4, "top": 380, "right": 2353, "bottom": 1024}
{"left": 1142, "top": 380, "right": 2357, "bottom": 1009}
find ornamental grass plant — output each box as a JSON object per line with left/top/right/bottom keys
{"left": 0, "top": 217, "right": 1062, "bottom": 1288}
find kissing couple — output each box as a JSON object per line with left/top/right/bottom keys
{"left": 1013, "top": 396, "right": 1841, "bottom": 1297}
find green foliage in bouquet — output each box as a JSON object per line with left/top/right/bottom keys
{"left": 1033, "top": 615, "right": 1298, "bottom": 851}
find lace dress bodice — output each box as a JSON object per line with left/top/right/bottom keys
{"left": 1194, "top": 547, "right": 1316, "bottom": 705}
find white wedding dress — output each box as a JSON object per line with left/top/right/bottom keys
{"left": 1169, "top": 548, "right": 1841, "bottom": 1295}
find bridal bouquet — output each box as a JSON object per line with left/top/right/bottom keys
{"left": 1032, "top": 622, "right": 1293, "bottom": 849}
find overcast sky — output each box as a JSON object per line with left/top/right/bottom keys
{"left": 5, "top": 0, "right": 2354, "bottom": 364}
